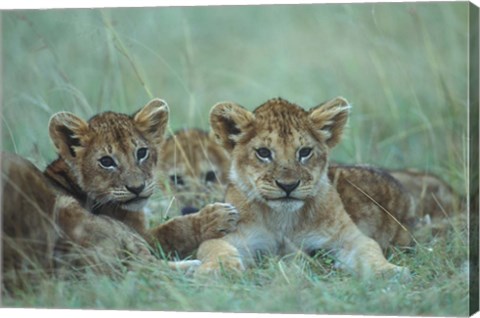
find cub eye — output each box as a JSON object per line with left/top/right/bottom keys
{"left": 137, "top": 147, "right": 149, "bottom": 162}
{"left": 99, "top": 156, "right": 116, "bottom": 168}
{"left": 298, "top": 147, "right": 313, "bottom": 159}
{"left": 255, "top": 147, "right": 272, "bottom": 160}
{"left": 170, "top": 175, "right": 185, "bottom": 186}
{"left": 205, "top": 171, "right": 217, "bottom": 183}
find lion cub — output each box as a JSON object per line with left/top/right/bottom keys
{"left": 43, "top": 98, "right": 238, "bottom": 257}
{"left": 2, "top": 99, "right": 239, "bottom": 287}
{"left": 157, "top": 129, "right": 229, "bottom": 216}
{"left": 196, "top": 97, "right": 409, "bottom": 277}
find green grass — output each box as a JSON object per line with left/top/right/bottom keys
{"left": 1, "top": 3, "right": 471, "bottom": 315}
{"left": 2, "top": 228, "right": 469, "bottom": 315}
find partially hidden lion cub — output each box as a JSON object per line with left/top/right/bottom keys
{"left": 196, "top": 97, "right": 410, "bottom": 277}
{"left": 157, "top": 129, "right": 229, "bottom": 216}
{"left": 2, "top": 98, "right": 239, "bottom": 288}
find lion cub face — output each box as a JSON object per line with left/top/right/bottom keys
{"left": 158, "top": 129, "right": 230, "bottom": 214}
{"left": 48, "top": 99, "right": 169, "bottom": 211}
{"left": 210, "top": 97, "right": 349, "bottom": 212}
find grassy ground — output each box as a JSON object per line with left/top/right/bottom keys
{"left": 1, "top": 3, "right": 471, "bottom": 315}
{"left": 2, "top": 228, "right": 470, "bottom": 315}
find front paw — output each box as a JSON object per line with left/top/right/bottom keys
{"left": 196, "top": 203, "right": 240, "bottom": 240}
{"left": 366, "top": 263, "right": 411, "bottom": 281}
{"left": 167, "top": 260, "right": 202, "bottom": 276}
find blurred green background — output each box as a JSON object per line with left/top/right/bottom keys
{"left": 0, "top": 4, "right": 472, "bottom": 314}
{"left": 2, "top": 3, "right": 469, "bottom": 192}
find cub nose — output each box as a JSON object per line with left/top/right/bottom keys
{"left": 126, "top": 183, "right": 145, "bottom": 195}
{"left": 275, "top": 180, "right": 300, "bottom": 196}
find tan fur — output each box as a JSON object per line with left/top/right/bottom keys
{"left": 158, "top": 128, "right": 230, "bottom": 215}
{"left": 2, "top": 99, "right": 239, "bottom": 288}
{"left": 196, "top": 97, "right": 409, "bottom": 278}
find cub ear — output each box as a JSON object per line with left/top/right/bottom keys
{"left": 48, "top": 112, "right": 89, "bottom": 160}
{"left": 133, "top": 98, "right": 169, "bottom": 145}
{"left": 209, "top": 102, "right": 255, "bottom": 152}
{"left": 309, "top": 97, "right": 350, "bottom": 148}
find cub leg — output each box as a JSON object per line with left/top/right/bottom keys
{"left": 54, "top": 196, "right": 156, "bottom": 272}
{"left": 146, "top": 203, "right": 239, "bottom": 259}
{"left": 56, "top": 196, "right": 204, "bottom": 274}
{"left": 95, "top": 204, "right": 147, "bottom": 236}
{"left": 328, "top": 214, "right": 409, "bottom": 278}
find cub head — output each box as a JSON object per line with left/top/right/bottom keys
{"left": 48, "top": 98, "right": 169, "bottom": 211}
{"left": 158, "top": 128, "right": 230, "bottom": 215}
{"left": 210, "top": 97, "right": 350, "bottom": 212}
